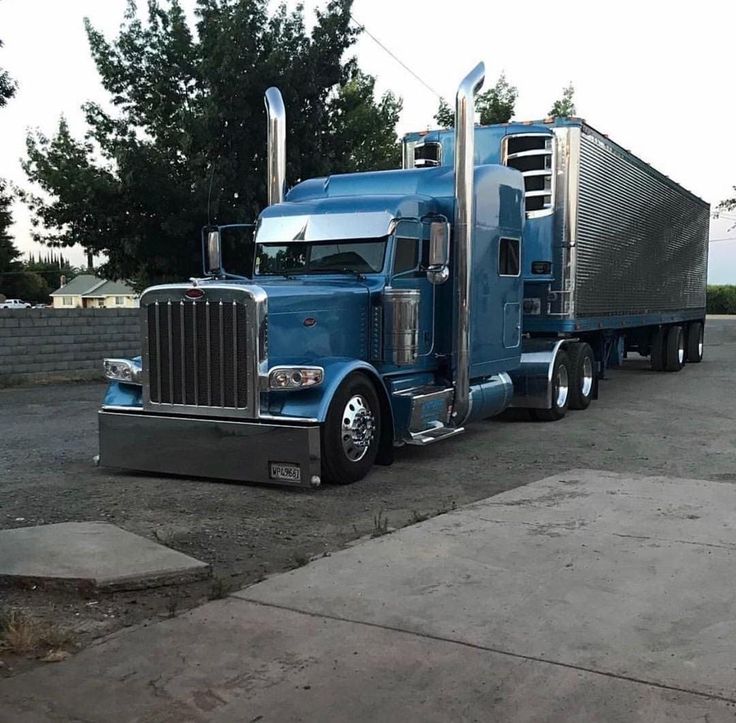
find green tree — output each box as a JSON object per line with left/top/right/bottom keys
{"left": 22, "top": 0, "right": 401, "bottom": 285}
{"left": 717, "top": 188, "right": 736, "bottom": 218}
{"left": 0, "top": 37, "right": 17, "bottom": 107}
{"left": 549, "top": 83, "right": 576, "bottom": 118}
{"left": 0, "top": 37, "right": 20, "bottom": 283}
{"left": 434, "top": 98, "right": 454, "bottom": 128}
{"left": 433, "top": 72, "right": 518, "bottom": 127}
{"left": 327, "top": 66, "right": 402, "bottom": 172}
{"left": 0, "top": 180, "right": 20, "bottom": 273}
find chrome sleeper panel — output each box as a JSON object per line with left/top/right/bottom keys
{"left": 98, "top": 410, "right": 320, "bottom": 487}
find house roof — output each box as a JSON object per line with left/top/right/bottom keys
{"left": 51, "top": 275, "right": 136, "bottom": 298}
{"left": 84, "top": 279, "right": 138, "bottom": 298}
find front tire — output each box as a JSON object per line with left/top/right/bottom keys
{"left": 568, "top": 342, "right": 595, "bottom": 410}
{"left": 532, "top": 350, "right": 571, "bottom": 422}
{"left": 322, "top": 373, "right": 381, "bottom": 484}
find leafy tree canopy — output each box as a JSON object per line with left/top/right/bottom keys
{"left": 433, "top": 72, "right": 518, "bottom": 127}
{"left": 0, "top": 37, "right": 17, "bottom": 107}
{"left": 718, "top": 187, "right": 736, "bottom": 215}
{"left": 549, "top": 83, "right": 576, "bottom": 118}
{"left": 23, "top": 0, "right": 402, "bottom": 285}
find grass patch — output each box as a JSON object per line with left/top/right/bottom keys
{"left": 371, "top": 509, "right": 389, "bottom": 538}
{"left": 0, "top": 607, "right": 75, "bottom": 657}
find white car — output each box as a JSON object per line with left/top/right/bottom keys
{"left": 0, "top": 298, "right": 31, "bottom": 309}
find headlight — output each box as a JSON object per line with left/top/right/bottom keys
{"left": 104, "top": 358, "right": 142, "bottom": 385}
{"left": 268, "top": 366, "right": 323, "bottom": 391}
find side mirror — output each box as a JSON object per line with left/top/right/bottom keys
{"left": 426, "top": 221, "right": 450, "bottom": 284}
{"left": 205, "top": 229, "right": 222, "bottom": 276}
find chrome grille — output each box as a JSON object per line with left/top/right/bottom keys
{"left": 146, "top": 299, "right": 249, "bottom": 410}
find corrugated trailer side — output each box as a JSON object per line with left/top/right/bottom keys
{"left": 562, "top": 122, "right": 709, "bottom": 319}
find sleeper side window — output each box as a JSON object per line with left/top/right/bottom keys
{"left": 499, "top": 237, "right": 520, "bottom": 277}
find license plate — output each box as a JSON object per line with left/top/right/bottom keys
{"left": 269, "top": 462, "right": 301, "bottom": 483}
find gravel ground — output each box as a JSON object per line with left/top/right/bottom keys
{"left": 1, "top": 317, "right": 735, "bottom": 674}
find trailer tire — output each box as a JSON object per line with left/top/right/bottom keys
{"left": 664, "top": 325, "right": 685, "bottom": 372}
{"left": 568, "top": 342, "right": 595, "bottom": 410}
{"left": 686, "top": 321, "right": 704, "bottom": 363}
{"left": 532, "top": 350, "right": 571, "bottom": 422}
{"left": 650, "top": 328, "right": 666, "bottom": 371}
{"left": 322, "top": 373, "right": 381, "bottom": 485}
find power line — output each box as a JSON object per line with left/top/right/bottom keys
{"left": 709, "top": 237, "right": 736, "bottom": 244}
{"left": 349, "top": 14, "right": 443, "bottom": 101}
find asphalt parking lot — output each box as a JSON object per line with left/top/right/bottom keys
{"left": 1, "top": 317, "right": 735, "bottom": 656}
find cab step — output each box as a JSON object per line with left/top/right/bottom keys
{"left": 406, "top": 421, "right": 465, "bottom": 446}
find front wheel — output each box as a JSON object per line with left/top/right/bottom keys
{"left": 322, "top": 373, "right": 381, "bottom": 484}
{"left": 532, "top": 350, "right": 571, "bottom": 422}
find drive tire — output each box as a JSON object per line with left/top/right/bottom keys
{"left": 322, "top": 373, "right": 381, "bottom": 485}
{"left": 532, "top": 350, "right": 571, "bottom": 422}
{"left": 664, "top": 325, "right": 685, "bottom": 372}
{"left": 567, "top": 342, "right": 595, "bottom": 410}
{"left": 686, "top": 321, "right": 704, "bottom": 363}
{"left": 650, "top": 327, "right": 666, "bottom": 371}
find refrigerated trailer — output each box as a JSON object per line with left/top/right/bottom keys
{"left": 97, "top": 64, "right": 709, "bottom": 486}
{"left": 403, "top": 118, "right": 709, "bottom": 406}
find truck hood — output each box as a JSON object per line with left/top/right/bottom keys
{"left": 259, "top": 278, "right": 374, "bottom": 365}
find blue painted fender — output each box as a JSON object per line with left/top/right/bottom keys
{"left": 270, "top": 357, "right": 391, "bottom": 424}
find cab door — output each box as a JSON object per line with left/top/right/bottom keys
{"left": 389, "top": 219, "right": 434, "bottom": 362}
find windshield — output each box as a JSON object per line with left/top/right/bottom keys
{"left": 255, "top": 238, "right": 387, "bottom": 276}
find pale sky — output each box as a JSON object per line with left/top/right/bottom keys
{"left": 1, "top": 0, "right": 735, "bottom": 280}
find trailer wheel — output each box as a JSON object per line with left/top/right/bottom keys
{"left": 322, "top": 373, "right": 381, "bottom": 484}
{"left": 568, "top": 343, "right": 595, "bottom": 410}
{"left": 650, "top": 327, "right": 666, "bottom": 371}
{"left": 532, "top": 350, "right": 571, "bottom": 422}
{"left": 664, "top": 325, "right": 685, "bottom": 372}
{"left": 686, "top": 321, "right": 704, "bottom": 363}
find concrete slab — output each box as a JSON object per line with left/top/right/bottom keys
{"left": 0, "top": 521, "right": 210, "bottom": 591}
{"left": 1, "top": 598, "right": 733, "bottom": 723}
{"left": 235, "top": 469, "right": 736, "bottom": 702}
{"left": 1, "top": 471, "right": 735, "bottom": 722}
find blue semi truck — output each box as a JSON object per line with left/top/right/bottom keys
{"left": 98, "top": 63, "right": 709, "bottom": 487}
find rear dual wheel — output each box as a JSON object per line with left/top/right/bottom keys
{"left": 686, "top": 321, "right": 704, "bottom": 363}
{"left": 651, "top": 325, "right": 686, "bottom": 372}
{"left": 532, "top": 351, "right": 571, "bottom": 422}
{"left": 567, "top": 342, "right": 595, "bottom": 410}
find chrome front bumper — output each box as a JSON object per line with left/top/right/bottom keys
{"left": 98, "top": 410, "right": 321, "bottom": 487}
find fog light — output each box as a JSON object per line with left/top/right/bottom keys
{"left": 268, "top": 366, "right": 324, "bottom": 390}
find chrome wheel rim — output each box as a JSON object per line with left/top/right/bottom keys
{"left": 341, "top": 395, "right": 375, "bottom": 462}
{"left": 678, "top": 336, "right": 685, "bottom": 365}
{"left": 581, "top": 356, "right": 594, "bottom": 397}
{"left": 555, "top": 365, "right": 569, "bottom": 408}
{"left": 698, "top": 327, "right": 704, "bottom": 358}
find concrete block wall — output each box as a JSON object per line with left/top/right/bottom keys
{"left": 0, "top": 309, "right": 141, "bottom": 382}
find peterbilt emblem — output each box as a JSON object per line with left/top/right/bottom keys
{"left": 303, "top": 317, "right": 317, "bottom": 327}
{"left": 185, "top": 287, "right": 205, "bottom": 300}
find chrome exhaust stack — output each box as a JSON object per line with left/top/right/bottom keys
{"left": 451, "top": 61, "right": 485, "bottom": 427}
{"left": 264, "top": 87, "right": 286, "bottom": 206}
